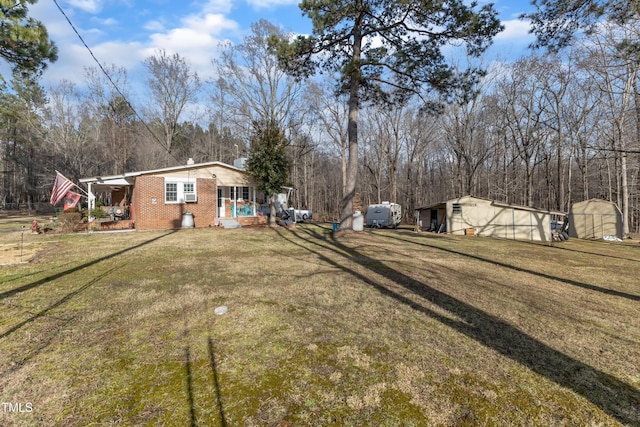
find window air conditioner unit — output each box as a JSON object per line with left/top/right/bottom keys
{"left": 184, "top": 192, "right": 197, "bottom": 202}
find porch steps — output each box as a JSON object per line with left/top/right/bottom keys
{"left": 220, "top": 219, "right": 242, "bottom": 229}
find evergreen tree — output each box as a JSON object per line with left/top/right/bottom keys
{"left": 271, "top": 0, "right": 502, "bottom": 231}
{"left": 0, "top": 69, "right": 48, "bottom": 205}
{"left": 525, "top": 0, "right": 640, "bottom": 51}
{"left": 245, "top": 119, "right": 290, "bottom": 226}
{"left": 0, "top": 0, "right": 58, "bottom": 74}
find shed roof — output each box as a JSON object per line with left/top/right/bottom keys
{"left": 570, "top": 198, "right": 622, "bottom": 214}
{"left": 416, "top": 195, "right": 564, "bottom": 216}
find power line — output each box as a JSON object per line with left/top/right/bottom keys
{"left": 52, "top": 0, "right": 180, "bottom": 164}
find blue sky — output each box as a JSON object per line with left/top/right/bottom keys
{"left": 26, "top": 0, "right": 537, "bottom": 92}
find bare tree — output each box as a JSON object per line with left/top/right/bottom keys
{"left": 43, "top": 79, "right": 97, "bottom": 178}
{"left": 214, "top": 20, "right": 304, "bottom": 142}
{"left": 83, "top": 64, "right": 137, "bottom": 175}
{"left": 360, "top": 108, "right": 387, "bottom": 204}
{"left": 144, "top": 49, "right": 201, "bottom": 166}
{"left": 440, "top": 74, "right": 496, "bottom": 197}
{"left": 400, "top": 104, "right": 437, "bottom": 222}
{"left": 578, "top": 21, "right": 640, "bottom": 237}
{"left": 305, "top": 80, "right": 349, "bottom": 194}
{"left": 495, "top": 58, "right": 549, "bottom": 207}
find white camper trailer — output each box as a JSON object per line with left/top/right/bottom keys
{"left": 366, "top": 202, "right": 401, "bottom": 228}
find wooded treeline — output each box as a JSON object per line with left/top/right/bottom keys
{"left": 1, "top": 20, "right": 639, "bottom": 234}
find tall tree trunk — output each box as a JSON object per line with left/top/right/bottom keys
{"left": 339, "top": 4, "right": 363, "bottom": 231}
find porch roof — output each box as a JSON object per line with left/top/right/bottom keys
{"left": 79, "top": 161, "right": 248, "bottom": 191}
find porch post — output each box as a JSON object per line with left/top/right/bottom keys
{"left": 233, "top": 186, "right": 237, "bottom": 218}
{"left": 252, "top": 187, "right": 256, "bottom": 216}
{"left": 87, "top": 182, "right": 95, "bottom": 222}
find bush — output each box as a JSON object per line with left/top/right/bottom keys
{"left": 58, "top": 211, "right": 83, "bottom": 233}
{"left": 89, "top": 208, "right": 109, "bottom": 219}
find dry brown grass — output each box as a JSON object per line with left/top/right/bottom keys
{"left": 0, "top": 222, "right": 638, "bottom": 426}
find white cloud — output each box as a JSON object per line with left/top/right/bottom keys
{"left": 18, "top": 0, "right": 242, "bottom": 107}
{"left": 92, "top": 41, "right": 146, "bottom": 69}
{"left": 30, "top": 0, "right": 241, "bottom": 85}
{"left": 245, "top": 0, "right": 299, "bottom": 8}
{"left": 143, "top": 14, "right": 240, "bottom": 79}
{"left": 67, "top": 0, "right": 103, "bottom": 14}
{"left": 144, "top": 20, "right": 166, "bottom": 32}
{"left": 182, "top": 13, "right": 239, "bottom": 37}
{"left": 480, "top": 19, "right": 536, "bottom": 63}
{"left": 495, "top": 19, "right": 533, "bottom": 42}
{"left": 94, "top": 17, "right": 117, "bottom": 26}
{"left": 202, "top": 0, "right": 234, "bottom": 14}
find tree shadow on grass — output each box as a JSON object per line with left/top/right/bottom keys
{"left": 0, "top": 230, "right": 178, "bottom": 301}
{"left": 0, "top": 231, "right": 178, "bottom": 374}
{"left": 185, "top": 346, "right": 197, "bottom": 427}
{"left": 0, "top": 262, "right": 126, "bottom": 378}
{"left": 379, "top": 230, "right": 640, "bottom": 302}
{"left": 0, "top": 263, "right": 124, "bottom": 340}
{"left": 551, "top": 241, "right": 640, "bottom": 264}
{"left": 183, "top": 338, "right": 228, "bottom": 427}
{"left": 452, "top": 228, "right": 640, "bottom": 264}
{"left": 0, "top": 262, "right": 76, "bottom": 286}
{"left": 276, "top": 227, "right": 640, "bottom": 425}
{"left": 208, "top": 336, "right": 228, "bottom": 427}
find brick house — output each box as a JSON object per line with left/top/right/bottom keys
{"left": 80, "top": 160, "right": 267, "bottom": 230}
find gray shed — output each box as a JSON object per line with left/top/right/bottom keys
{"left": 568, "top": 199, "right": 623, "bottom": 240}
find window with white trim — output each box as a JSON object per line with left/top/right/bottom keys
{"left": 164, "top": 178, "right": 197, "bottom": 203}
{"left": 165, "top": 182, "right": 178, "bottom": 202}
{"left": 229, "top": 186, "right": 249, "bottom": 201}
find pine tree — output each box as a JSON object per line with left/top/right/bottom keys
{"left": 271, "top": 0, "right": 502, "bottom": 231}
{"left": 0, "top": 0, "right": 57, "bottom": 74}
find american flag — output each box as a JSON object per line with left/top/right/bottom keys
{"left": 50, "top": 171, "right": 76, "bottom": 206}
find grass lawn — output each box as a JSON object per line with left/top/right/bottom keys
{"left": 0, "top": 220, "right": 639, "bottom": 426}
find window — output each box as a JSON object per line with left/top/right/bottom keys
{"left": 164, "top": 179, "right": 196, "bottom": 203}
{"left": 452, "top": 203, "right": 462, "bottom": 214}
{"left": 229, "top": 186, "right": 249, "bottom": 201}
{"left": 165, "top": 183, "right": 178, "bottom": 202}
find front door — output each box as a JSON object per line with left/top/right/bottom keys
{"left": 217, "top": 188, "right": 224, "bottom": 218}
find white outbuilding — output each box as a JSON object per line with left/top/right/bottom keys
{"left": 568, "top": 199, "right": 623, "bottom": 240}
{"left": 415, "top": 195, "right": 563, "bottom": 242}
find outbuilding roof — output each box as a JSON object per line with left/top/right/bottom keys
{"left": 415, "top": 195, "right": 564, "bottom": 216}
